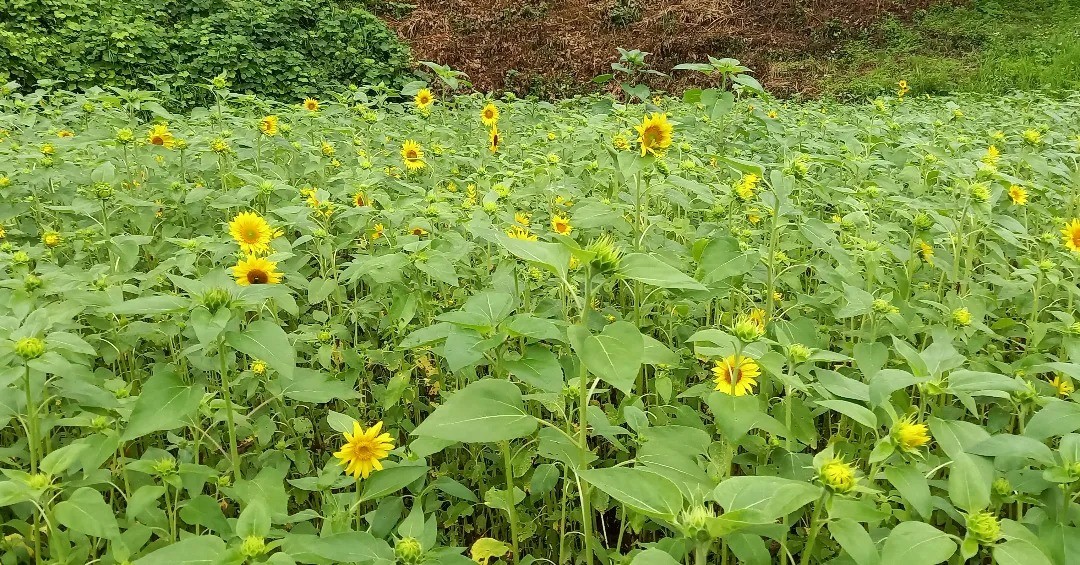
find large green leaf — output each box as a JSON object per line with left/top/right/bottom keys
{"left": 122, "top": 366, "right": 205, "bottom": 441}
{"left": 53, "top": 487, "right": 119, "bottom": 539}
{"left": 1024, "top": 400, "right": 1080, "bottom": 440}
{"left": 829, "top": 519, "right": 879, "bottom": 565}
{"left": 881, "top": 521, "right": 956, "bottom": 565}
{"left": 947, "top": 453, "right": 992, "bottom": 513}
{"left": 993, "top": 540, "right": 1053, "bottom": 565}
{"left": 503, "top": 345, "right": 564, "bottom": 392}
{"left": 412, "top": 379, "right": 537, "bottom": 442}
{"left": 885, "top": 464, "right": 932, "bottom": 519}
{"left": 710, "top": 476, "right": 822, "bottom": 520}
{"left": 569, "top": 321, "right": 644, "bottom": 394}
{"left": 360, "top": 464, "right": 428, "bottom": 501}
{"left": 497, "top": 235, "right": 570, "bottom": 279}
{"left": 619, "top": 253, "right": 706, "bottom": 290}
{"left": 283, "top": 532, "right": 395, "bottom": 563}
{"left": 579, "top": 466, "right": 683, "bottom": 521}
{"left": 133, "top": 536, "right": 226, "bottom": 565}
{"left": 696, "top": 236, "right": 759, "bottom": 283}
{"left": 225, "top": 319, "right": 296, "bottom": 379}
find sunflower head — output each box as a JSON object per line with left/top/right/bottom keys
{"left": 414, "top": 89, "right": 434, "bottom": 110}
{"left": 303, "top": 98, "right": 320, "bottom": 112}
{"left": 259, "top": 115, "right": 279, "bottom": 136}
{"left": 506, "top": 225, "right": 537, "bottom": 241}
{"left": 1008, "top": 184, "right": 1028, "bottom": 205}
{"left": 334, "top": 421, "right": 394, "bottom": 480}
{"left": 1062, "top": 219, "right": 1080, "bottom": 253}
{"left": 819, "top": 457, "right": 857, "bottom": 493}
{"left": 918, "top": 240, "right": 934, "bottom": 263}
{"left": 371, "top": 223, "right": 385, "bottom": 240}
{"left": 712, "top": 355, "right": 760, "bottom": 396}
{"left": 147, "top": 124, "right": 175, "bottom": 148}
{"left": 1051, "top": 375, "right": 1075, "bottom": 397}
{"left": 401, "top": 140, "right": 425, "bottom": 171}
{"left": 892, "top": 416, "right": 931, "bottom": 452}
{"left": 42, "top": 231, "right": 62, "bottom": 247}
{"left": 488, "top": 126, "right": 500, "bottom": 153}
{"left": 353, "top": 192, "right": 367, "bottom": 207}
{"left": 481, "top": 102, "right": 500, "bottom": 126}
{"left": 514, "top": 212, "right": 531, "bottom": 226}
{"left": 232, "top": 255, "right": 282, "bottom": 286}
{"left": 635, "top": 113, "right": 673, "bottom": 157}
{"left": 228, "top": 211, "right": 273, "bottom": 255}
{"left": 409, "top": 227, "right": 428, "bottom": 236}
{"left": 551, "top": 215, "right": 572, "bottom": 235}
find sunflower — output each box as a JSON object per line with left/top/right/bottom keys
{"left": 57, "top": 130, "right": 74, "bottom": 138}
{"left": 371, "top": 223, "right": 385, "bottom": 240}
{"left": 481, "top": 102, "right": 500, "bottom": 126}
{"left": 1051, "top": 375, "right": 1075, "bottom": 397}
{"left": 303, "top": 98, "right": 320, "bottom": 112}
{"left": 551, "top": 215, "right": 572, "bottom": 235}
{"left": 488, "top": 126, "right": 500, "bottom": 153}
{"left": 409, "top": 227, "right": 428, "bottom": 236}
{"left": 334, "top": 421, "right": 394, "bottom": 480}
{"left": 893, "top": 416, "right": 931, "bottom": 452}
{"left": 514, "top": 212, "right": 531, "bottom": 226}
{"left": 819, "top": 457, "right": 857, "bottom": 493}
{"left": 414, "top": 89, "right": 435, "bottom": 110}
{"left": 1008, "top": 185, "right": 1028, "bottom": 205}
{"left": 147, "top": 124, "right": 175, "bottom": 148}
{"left": 635, "top": 113, "right": 673, "bottom": 157}
{"left": 42, "top": 231, "right": 62, "bottom": 247}
{"left": 232, "top": 255, "right": 282, "bottom": 286}
{"left": 228, "top": 212, "right": 273, "bottom": 255}
{"left": 506, "top": 225, "right": 537, "bottom": 241}
{"left": 401, "top": 140, "right": 425, "bottom": 171}
{"left": 712, "top": 355, "right": 760, "bottom": 396}
{"left": 259, "top": 115, "right": 279, "bottom": 136}
{"left": 353, "top": 192, "right": 367, "bottom": 207}
{"left": 918, "top": 240, "right": 934, "bottom": 264}
{"left": 1062, "top": 219, "right": 1080, "bottom": 253}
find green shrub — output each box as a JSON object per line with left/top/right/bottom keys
{"left": 0, "top": 0, "right": 412, "bottom": 106}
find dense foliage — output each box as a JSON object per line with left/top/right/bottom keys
{"left": 0, "top": 0, "right": 411, "bottom": 107}
{"left": 1, "top": 81, "right": 1080, "bottom": 565}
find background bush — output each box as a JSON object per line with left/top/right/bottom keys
{"left": 0, "top": 0, "right": 412, "bottom": 106}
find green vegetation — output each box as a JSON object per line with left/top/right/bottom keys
{"left": 0, "top": 0, "right": 412, "bottom": 107}
{"left": 822, "top": 0, "right": 1080, "bottom": 98}
{"left": 2, "top": 77, "right": 1080, "bottom": 563}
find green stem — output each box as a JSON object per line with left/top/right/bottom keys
{"left": 218, "top": 341, "right": 240, "bottom": 480}
{"left": 578, "top": 273, "right": 595, "bottom": 564}
{"left": 799, "top": 493, "right": 829, "bottom": 565}
{"left": 502, "top": 441, "right": 521, "bottom": 565}
{"left": 24, "top": 365, "right": 38, "bottom": 473}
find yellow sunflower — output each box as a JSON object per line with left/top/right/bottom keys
{"left": 353, "top": 192, "right": 367, "bottom": 207}
{"left": 259, "top": 115, "right": 279, "bottom": 136}
{"left": 401, "top": 140, "right": 425, "bottom": 171}
{"left": 42, "top": 231, "right": 62, "bottom": 247}
{"left": 228, "top": 211, "right": 273, "bottom": 255}
{"left": 712, "top": 355, "right": 760, "bottom": 396}
{"left": 415, "top": 89, "right": 435, "bottom": 110}
{"left": 371, "top": 223, "right": 385, "bottom": 240}
{"left": 232, "top": 255, "right": 282, "bottom": 286}
{"left": 488, "top": 125, "right": 500, "bottom": 153}
{"left": 819, "top": 457, "right": 857, "bottom": 493}
{"left": 147, "top": 124, "right": 175, "bottom": 148}
{"left": 918, "top": 240, "right": 934, "bottom": 264}
{"left": 481, "top": 102, "right": 500, "bottom": 126}
{"left": 57, "top": 129, "right": 74, "bottom": 138}
{"left": 515, "top": 212, "right": 531, "bottom": 226}
{"left": 893, "top": 416, "right": 931, "bottom": 452}
{"left": 409, "top": 227, "right": 428, "bottom": 236}
{"left": 635, "top": 113, "right": 673, "bottom": 157}
{"left": 1008, "top": 185, "right": 1028, "bottom": 206}
{"left": 506, "top": 225, "right": 537, "bottom": 241}
{"left": 1062, "top": 219, "right": 1080, "bottom": 253}
{"left": 551, "top": 215, "right": 572, "bottom": 235}
{"left": 334, "top": 421, "right": 394, "bottom": 480}
{"left": 1051, "top": 375, "right": 1075, "bottom": 397}
{"left": 303, "top": 98, "right": 320, "bottom": 112}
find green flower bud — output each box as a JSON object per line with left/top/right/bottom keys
{"left": 677, "top": 505, "right": 717, "bottom": 543}
{"left": 788, "top": 343, "right": 812, "bottom": 363}
{"left": 952, "top": 307, "right": 972, "bottom": 326}
{"left": 992, "top": 477, "right": 1012, "bottom": 496}
{"left": 394, "top": 537, "right": 424, "bottom": 563}
{"left": 11, "top": 250, "right": 30, "bottom": 265}
{"left": 586, "top": 234, "right": 623, "bottom": 275}
{"left": 240, "top": 535, "right": 266, "bottom": 557}
{"left": 201, "top": 288, "right": 233, "bottom": 312}
{"left": 731, "top": 316, "right": 764, "bottom": 343}
{"left": 317, "top": 330, "right": 333, "bottom": 344}
{"left": 26, "top": 473, "right": 52, "bottom": 491}
{"left": 152, "top": 457, "right": 177, "bottom": 476}
{"left": 15, "top": 337, "right": 46, "bottom": 360}
{"left": 94, "top": 182, "right": 114, "bottom": 200}
{"left": 965, "top": 510, "right": 1001, "bottom": 545}
{"left": 23, "top": 274, "right": 42, "bottom": 291}
{"left": 912, "top": 212, "right": 933, "bottom": 231}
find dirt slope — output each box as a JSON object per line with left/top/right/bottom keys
{"left": 385, "top": 0, "right": 950, "bottom": 96}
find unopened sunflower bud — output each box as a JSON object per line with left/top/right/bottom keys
{"left": 677, "top": 505, "right": 717, "bottom": 543}
{"left": 587, "top": 235, "right": 623, "bottom": 275}
{"left": 731, "top": 316, "right": 764, "bottom": 343}
{"left": 15, "top": 337, "right": 45, "bottom": 360}
{"left": 992, "top": 477, "right": 1012, "bottom": 496}
{"left": 395, "top": 537, "right": 424, "bottom": 563}
{"left": 93, "top": 182, "right": 114, "bottom": 200}
{"left": 12, "top": 250, "right": 30, "bottom": 265}
{"left": 201, "top": 288, "right": 233, "bottom": 312}
{"left": 819, "top": 457, "right": 857, "bottom": 494}
{"left": 152, "top": 457, "right": 177, "bottom": 476}
{"left": 26, "top": 473, "right": 52, "bottom": 491}
{"left": 965, "top": 510, "right": 1001, "bottom": 544}
{"left": 912, "top": 212, "right": 933, "bottom": 231}
{"left": 240, "top": 536, "right": 266, "bottom": 557}
{"left": 23, "top": 274, "right": 42, "bottom": 291}
{"left": 952, "top": 307, "right": 972, "bottom": 326}
{"left": 788, "top": 343, "right": 812, "bottom": 363}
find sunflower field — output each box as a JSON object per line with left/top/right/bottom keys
{"left": 1, "top": 79, "right": 1080, "bottom": 565}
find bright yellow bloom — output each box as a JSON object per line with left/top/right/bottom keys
{"left": 481, "top": 102, "right": 499, "bottom": 126}
{"left": 1008, "top": 185, "right": 1028, "bottom": 205}
{"left": 147, "top": 124, "right": 175, "bottom": 148}
{"left": 401, "top": 140, "right": 425, "bottom": 171}
{"left": 1023, "top": 129, "right": 1042, "bottom": 145}
{"left": 232, "top": 255, "right": 282, "bottom": 286}
{"left": 506, "top": 225, "right": 537, "bottom": 241}
{"left": 303, "top": 98, "right": 320, "bottom": 112}
{"left": 42, "top": 231, "right": 62, "bottom": 247}
{"left": 551, "top": 215, "right": 572, "bottom": 235}
{"left": 259, "top": 115, "right": 279, "bottom": 136}
{"left": 251, "top": 360, "right": 267, "bottom": 376}
{"left": 747, "top": 308, "right": 767, "bottom": 333}
{"left": 613, "top": 134, "right": 630, "bottom": 151}
{"left": 820, "top": 457, "right": 857, "bottom": 493}
{"left": 893, "top": 417, "right": 931, "bottom": 451}
{"left": 735, "top": 173, "right": 760, "bottom": 201}
{"left": 39, "top": 143, "right": 56, "bottom": 156}
{"left": 353, "top": 192, "right": 367, "bottom": 207}
{"left": 371, "top": 223, "right": 385, "bottom": 240}
{"left": 57, "top": 130, "right": 74, "bottom": 138}
{"left": 334, "top": 421, "right": 394, "bottom": 480}
{"left": 1051, "top": 375, "right": 1075, "bottom": 397}
{"left": 918, "top": 240, "right": 934, "bottom": 264}
{"left": 982, "top": 145, "right": 1000, "bottom": 166}
{"left": 515, "top": 212, "right": 531, "bottom": 226}
{"left": 414, "top": 89, "right": 434, "bottom": 110}
{"left": 489, "top": 125, "right": 500, "bottom": 153}
{"left": 409, "top": 226, "right": 428, "bottom": 236}
{"left": 712, "top": 355, "right": 760, "bottom": 396}
{"left": 1062, "top": 219, "right": 1080, "bottom": 253}
{"left": 228, "top": 212, "right": 273, "bottom": 255}
{"left": 635, "top": 113, "right": 673, "bottom": 157}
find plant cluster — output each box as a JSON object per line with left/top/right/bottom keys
{"left": 0, "top": 78, "right": 1079, "bottom": 565}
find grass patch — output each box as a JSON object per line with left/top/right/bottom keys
{"left": 821, "top": 0, "right": 1080, "bottom": 98}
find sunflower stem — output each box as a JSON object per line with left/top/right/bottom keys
{"left": 218, "top": 340, "right": 240, "bottom": 481}
{"left": 501, "top": 440, "right": 521, "bottom": 564}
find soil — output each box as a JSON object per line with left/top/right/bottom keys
{"left": 379, "top": 0, "right": 956, "bottom": 97}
